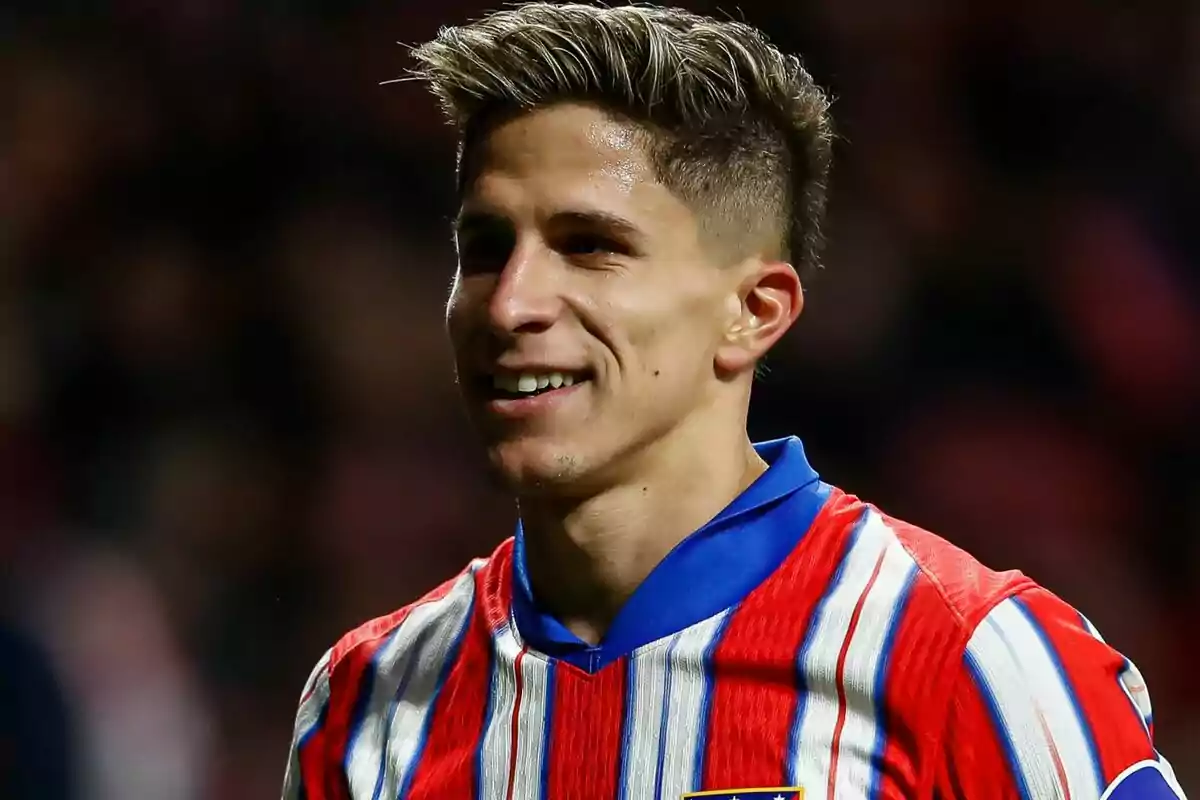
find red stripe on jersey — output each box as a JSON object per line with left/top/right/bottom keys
{"left": 403, "top": 570, "right": 495, "bottom": 798}
{"left": 702, "top": 489, "right": 861, "bottom": 789}
{"left": 879, "top": 512, "right": 1031, "bottom": 620}
{"left": 478, "top": 539, "right": 516, "bottom": 634}
{"left": 297, "top": 675, "right": 337, "bottom": 800}
{"left": 544, "top": 659, "right": 628, "bottom": 799}
{"left": 879, "top": 512, "right": 1032, "bottom": 797}
{"left": 868, "top": 568, "right": 962, "bottom": 798}
{"left": 1017, "top": 588, "right": 1156, "bottom": 784}
{"left": 826, "top": 547, "right": 887, "bottom": 800}
{"left": 318, "top": 633, "right": 388, "bottom": 800}
{"left": 934, "top": 666, "right": 1024, "bottom": 799}
{"left": 503, "top": 648, "right": 529, "bottom": 800}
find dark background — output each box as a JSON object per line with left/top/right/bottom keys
{"left": 2, "top": 1, "right": 1198, "bottom": 797}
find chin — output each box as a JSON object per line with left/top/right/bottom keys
{"left": 485, "top": 436, "right": 596, "bottom": 495}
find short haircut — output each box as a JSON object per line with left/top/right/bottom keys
{"left": 408, "top": 3, "right": 834, "bottom": 273}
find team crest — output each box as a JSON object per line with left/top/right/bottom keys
{"left": 682, "top": 789, "right": 803, "bottom": 799}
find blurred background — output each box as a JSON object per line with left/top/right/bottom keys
{"left": 2, "top": 0, "right": 1198, "bottom": 797}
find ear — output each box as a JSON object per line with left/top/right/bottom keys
{"left": 714, "top": 260, "right": 803, "bottom": 375}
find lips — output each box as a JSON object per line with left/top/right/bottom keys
{"left": 470, "top": 369, "right": 589, "bottom": 421}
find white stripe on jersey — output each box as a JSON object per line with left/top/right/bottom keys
{"left": 967, "top": 597, "right": 1098, "bottom": 800}
{"left": 508, "top": 652, "right": 551, "bottom": 800}
{"left": 656, "top": 611, "right": 733, "bottom": 800}
{"left": 477, "top": 623, "right": 554, "bottom": 800}
{"left": 618, "top": 631, "right": 673, "bottom": 799}
{"left": 787, "top": 510, "right": 917, "bottom": 797}
{"left": 830, "top": 519, "right": 918, "bottom": 798}
{"left": 345, "top": 563, "right": 481, "bottom": 800}
{"left": 477, "top": 627, "right": 523, "bottom": 800}
{"left": 282, "top": 648, "right": 333, "bottom": 800}
{"left": 614, "top": 609, "right": 731, "bottom": 799}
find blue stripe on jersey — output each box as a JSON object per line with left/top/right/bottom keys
{"left": 1011, "top": 597, "right": 1104, "bottom": 794}
{"left": 397, "top": 594, "right": 477, "bottom": 800}
{"left": 692, "top": 607, "right": 734, "bottom": 791}
{"left": 539, "top": 660, "right": 556, "bottom": 800}
{"left": 652, "top": 634, "right": 683, "bottom": 800}
{"left": 474, "top": 627, "right": 500, "bottom": 800}
{"left": 616, "top": 656, "right": 638, "bottom": 800}
{"left": 785, "top": 507, "right": 868, "bottom": 788}
{"left": 345, "top": 628, "right": 401, "bottom": 778}
{"left": 965, "top": 648, "right": 1033, "bottom": 800}
{"left": 1105, "top": 762, "right": 1185, "bottom": 799}
{"left": 867, "top": 564, "right": 918, "bottom": 800}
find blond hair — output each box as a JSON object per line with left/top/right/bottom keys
{"left": 408, "top": 3, "right": 833, "bottom": 272}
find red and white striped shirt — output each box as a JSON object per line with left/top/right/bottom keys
{"left": 282, "top": 437, "right": 1185, "bottom": 800}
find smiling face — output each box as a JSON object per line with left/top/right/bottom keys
{"left": 447, "top": 102, "right": 799, "bottom": 494}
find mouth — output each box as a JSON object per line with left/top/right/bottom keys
{"left": 482, "top": 369, "right": 593, "bottom": 401}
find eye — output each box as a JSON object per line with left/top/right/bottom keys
{"left": 557, "top": 233, "right": 627, "bottom": 258}
{"left": 457, "top": 227, "right": 515, "bottom": 275}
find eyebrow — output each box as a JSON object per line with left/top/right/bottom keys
{"left": 549, "top": 210, "right": 646, "bottom": 240}
{"left": 453, "top": 208, "right": 647, "bottom": 242}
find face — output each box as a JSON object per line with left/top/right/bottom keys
{"left": 447, "top": 102, "right": 797, "bottom": 494}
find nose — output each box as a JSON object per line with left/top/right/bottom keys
{"left": 485, "top": 245, "right": 562, "bottom": 335}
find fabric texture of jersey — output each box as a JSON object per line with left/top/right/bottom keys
{"left": 281, "top": 437, "right": 1186, "bottom": 800}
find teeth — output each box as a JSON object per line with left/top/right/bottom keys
{"left": 492, "top": 371, "right": 584, "bottom": 394}
{"left": 493, "top": 374, "right": 520, "bottom": 393}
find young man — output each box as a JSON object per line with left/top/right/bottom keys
{"left": 282, "top": 4, "right": 1186, "bottom": 799}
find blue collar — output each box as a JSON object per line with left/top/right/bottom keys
{"left": 510, "top": 436, "right": 831, "bottom": 672}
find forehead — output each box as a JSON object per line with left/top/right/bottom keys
{"left": 460, "top": 103, "right": 696, "bottom": 232}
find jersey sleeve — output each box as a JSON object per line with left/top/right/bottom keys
{"left": 934, "top": 587, "right": 1187, "bottom": 800}
{"left": 281, "top": 648, "right": 335, "bottom": 800}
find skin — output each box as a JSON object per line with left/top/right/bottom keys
{"left": 447, "top": 102, "right": 803, "bottom": 643}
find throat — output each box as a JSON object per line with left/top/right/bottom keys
{"left": 515, "top": 438, "right": 769, "bottom": 645}
{"left": 519, "top": 502, "right": 665, "bottom": 644}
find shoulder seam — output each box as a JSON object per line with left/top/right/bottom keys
{"left": 877, "top": 508, "right": 1035, "bottom": 634}
{"left": 327, "top": 559, "right": 487, "bottom": 674}
{"left": 876, "top": 510, "right": 1039, "bottom": 797}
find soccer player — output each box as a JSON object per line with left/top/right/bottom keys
{"left": 281, "top": 4, "right": 1187, "bottom": 799}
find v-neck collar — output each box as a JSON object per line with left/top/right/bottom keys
{"left": 510, "top": 437, "right": 831, "bottom": 672}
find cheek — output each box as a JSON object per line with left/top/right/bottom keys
{"left": 612, "top": 282, "right": 721, "bottom": 369}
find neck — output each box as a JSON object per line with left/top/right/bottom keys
{"left": 516, "top": 412, "right": 767, "bottom": 645}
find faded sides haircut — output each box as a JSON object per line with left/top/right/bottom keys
{"left": 408, "top": 3, "right": 834, "bottom": 273}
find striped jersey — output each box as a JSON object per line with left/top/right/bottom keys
{"left": 282, "top": 437, "right": 1186, "bottom": 800}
